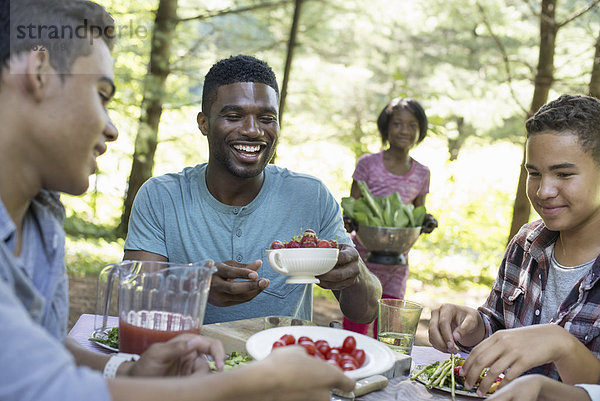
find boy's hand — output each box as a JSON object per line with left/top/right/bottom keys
{"left": 460, "top": 325, "right": 573, "bottom": 396}
{"left": 254, "top": 346, "right": 356, "bottom": 401}
{"left": 429, "top": 304, "right": 485, "bottom": 354}
{"left": 487, "top": 374, "right": 591, "bottom": 401}
{"left": 128, "top": 334, "right": 225, "bottom": 377}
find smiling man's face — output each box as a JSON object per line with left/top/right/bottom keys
{"left": 200, "top": 82, "right": 279, "bottom": 179}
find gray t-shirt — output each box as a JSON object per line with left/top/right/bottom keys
{"left": 540, "top": 243, "right": 594, "bottom": 323}
{"left": 125, "top": 164, "right": 352, "bottom": 324}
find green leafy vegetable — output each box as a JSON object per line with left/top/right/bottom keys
{"left": 342, "top": 181, "right": 427, "bottom": 228}
{"left": 89, "top": 327, "right": 119, "bottom": 349}
{"left": 209, "top": 351, "right": 253, "bottom": 371}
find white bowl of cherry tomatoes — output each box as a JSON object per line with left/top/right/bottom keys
{"left": 245, "top": 326, "right": 396, "bottom": 379}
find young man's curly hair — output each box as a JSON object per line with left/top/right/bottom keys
{"left": 201, "top": 55, "right": 279, "bottom": 115}
{"left": 526, "top": 94, "right": 600, "bottom": 165}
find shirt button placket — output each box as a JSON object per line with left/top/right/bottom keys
{"left": 232, "top": 207, "right": 243, "bottom": 262}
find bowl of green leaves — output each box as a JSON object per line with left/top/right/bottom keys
{"left": 342, "top": 181, "right": 426, "bottom": 264}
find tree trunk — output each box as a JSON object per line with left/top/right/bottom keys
{"left": 507, "top": 0, "right": 557, "bottom": 242}
{"left": 448, "top": 116, "right": 469, "bottom": 161}
{"left": 589, "top": 29, "right": 600, "bottom": 98}
{"left": 117, "top": 0, "right": 179, "bottom": 237}
{"left": 278, "top": 0, "right": 304, "bottom": 129}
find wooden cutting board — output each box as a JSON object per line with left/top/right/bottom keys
{"left": 201, "top": 317, "right": 268, "bottom": 354}
{"left": 201, "top": 316, "right": 315, "bottom": 354}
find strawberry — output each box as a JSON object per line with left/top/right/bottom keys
{"left": 301, "top": 231, "right": 317, "bottom": 244}
{"left": 317, "top": 240, "right": 331, "bottom": 248}
{"left": 270, "top": 240, "right": 284, "bottom": 249}
{"left": 285, "top": 240, "right": 301, "bottom": 248}
{"left": 271, "top": 229, "right": 333, "bottom": 250}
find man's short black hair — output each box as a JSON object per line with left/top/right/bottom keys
{"left": 201, "top": 55, "right": 279, "bottom": 115}
{"left": 526, "top": 94, "right": 600, "bottom": 165}
{"left": 1, "top": 0, "right": 114, "bottom": 76}
{"left": 376, "top": 97, "right": 428, "bottom": 145}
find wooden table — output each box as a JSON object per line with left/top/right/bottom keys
{"left": 68, "top": 315, "right": 476, "bottom": 400}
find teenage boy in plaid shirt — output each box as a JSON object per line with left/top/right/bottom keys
{"left": 429, "top": 94, "right": 600, "bottom": 397}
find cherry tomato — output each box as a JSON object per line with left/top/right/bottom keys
{"left": 326, "top": 359, "right": 340, "bottom": 368}
{"left": 342, "top": 336, "right": 357, "bottom": 353}
{"left": 315, "top": 340, "right": 331, "bottom": 356}
{"left": 339, "top": 358, "right": 359, "bottom": 371}
{"left": 338, "top": 354, "right": 359, "bottom": 370}
{"left": 297, "top": 336, "right": 313, "bottom": 344}
{"left": 299, "top": 340, "right": 317, "bottom": 355}
{"left": 314, "top": 350, "right": 326, "bottom": 360}
{"left": 280, "top": 334, "right": 296, "bottom": 345}
{"left": 351, "top": 348, "right": 366, "bottom": 366}
{"left": 326, "top": 348, "right": 341, "bottom": 360}
{"left": 272, "top": 339, "right": 286, "bottom": 350}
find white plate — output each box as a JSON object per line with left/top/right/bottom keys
{"left": 89, "top": 327, "right": 118, "bottom": 352}
{"left": 246, "top": 326, "right": 396, "bottom": 380}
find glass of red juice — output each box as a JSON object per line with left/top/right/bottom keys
{"left": 94, "top": 260, "right": 215, "bottom": 355}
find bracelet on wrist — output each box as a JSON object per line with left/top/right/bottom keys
{"left": 103, "top": 353, "right": 140, "bottom": 378}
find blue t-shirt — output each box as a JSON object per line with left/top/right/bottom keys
{"left": 125, "top": 164, "right": 352, "bottom": 324}
{"left": 0, "top": 191, "right": 110, "bottom": 401}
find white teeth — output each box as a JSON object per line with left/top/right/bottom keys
{"left": 234, "top": 144, "right": 260, "bottom": 153}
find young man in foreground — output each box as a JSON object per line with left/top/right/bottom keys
{"left": 0, "top": 1, "right": 354, "bottom": 400}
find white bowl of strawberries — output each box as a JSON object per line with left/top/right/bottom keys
{"left": 266, "top": 229, "right": 339, "bottom": 284}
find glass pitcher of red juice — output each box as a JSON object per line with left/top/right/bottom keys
{"left": 94, "top": 260, "right": 216, "bottom": 355}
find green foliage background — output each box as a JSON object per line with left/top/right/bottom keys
{"left": 62, "top": 0, "right": 599, "bottom": 296}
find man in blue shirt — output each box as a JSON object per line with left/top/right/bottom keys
{"left": 124, "top": 55, "right": 382, "bottom": 324}
{"left": 0, "top": 1, "right": 354, "bottom": 400}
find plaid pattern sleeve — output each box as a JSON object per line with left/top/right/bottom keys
{"left": 473, "top": 220, "right": 600, "bottom": 378}
{"left": 477, "top": 221, "right": 553, "bottom": 333}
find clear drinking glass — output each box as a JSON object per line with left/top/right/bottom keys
{"left": 377, "top": 299, "right": 423, "bottom": 355}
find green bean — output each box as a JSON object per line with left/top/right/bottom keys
{"left": 410, "top": 362, "right": 436, "bottom": 380}
{"left": 451, "top": 353, "right": 456, "bottom": 401}
{"left": 428, "top": 360, "right": 449, "bottom": 383}
{"left": 432, "top": 363, "right": 452, "bottom": 387}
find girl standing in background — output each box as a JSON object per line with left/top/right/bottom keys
{"left": 344, "top": 97, "right": 438, "bottom": 336}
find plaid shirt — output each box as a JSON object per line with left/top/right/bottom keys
{"left": 477, "top": 219, "right": 600, "bottom": 379}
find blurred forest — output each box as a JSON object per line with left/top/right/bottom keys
{"left": 64, "top": 0, "right": 600, "bottom": 294}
